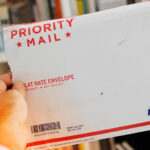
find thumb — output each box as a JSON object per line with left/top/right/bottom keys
{"left": 12, "top": 81, "right": 26, "bottom": 98}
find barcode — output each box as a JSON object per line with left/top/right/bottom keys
{"left": 31, "top": 121, "right": 61, "bottom": 133}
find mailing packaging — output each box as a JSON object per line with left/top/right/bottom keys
{"left": 3, "top": 2, "right": 150, "bottom": 149}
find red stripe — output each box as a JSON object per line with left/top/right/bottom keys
{"left": 26, "top": 121, "right": 150, "bottom": 147}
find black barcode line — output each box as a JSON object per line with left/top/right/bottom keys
{"left": 31, "top": 121, "right": 61, "bottom": 133}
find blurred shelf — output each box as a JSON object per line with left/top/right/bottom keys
{"left": 0, "top": 52, "right": 7, "bottom": 63}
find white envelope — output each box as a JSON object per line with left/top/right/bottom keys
{"left": 3, "top": 2, "right": 150, "bottom": 149}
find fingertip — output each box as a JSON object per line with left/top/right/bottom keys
{"left": 12, "top": 81, "right": 26, "bottom": 98}
{"left": 0, "top": 73, "right": 12, "bottom": 86}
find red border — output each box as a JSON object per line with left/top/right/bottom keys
{"left": 26, "top": 121, "right": 150, "bottom": 147}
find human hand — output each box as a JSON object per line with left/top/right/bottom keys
{"left": 0, "top": 73, "right": 28, "bottom": 150}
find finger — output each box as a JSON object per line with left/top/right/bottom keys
{"left": 0, "top": 80, "right": 7, "bottom": 94}
{"left": 0, "top": 73, "right": 12, "bottom": 86}
{"left": 12, "top": 81, "right": 26, "bottom": 98}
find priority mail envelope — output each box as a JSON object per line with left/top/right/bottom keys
{"left": 3, "top": 2, "right": 150, "bottom": 150}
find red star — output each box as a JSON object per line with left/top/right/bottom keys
{"left": 66, "top": 32, "right": 71, "bottom": 38}
{"left": 17, "top": 41, "right": 22, "bottom": 47}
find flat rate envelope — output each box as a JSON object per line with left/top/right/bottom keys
{"left": 3, "top": 2, "right": 150, "bottom": 149}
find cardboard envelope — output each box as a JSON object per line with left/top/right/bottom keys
{"left": 3, "top": 2, "right": 150, "bottom": 149}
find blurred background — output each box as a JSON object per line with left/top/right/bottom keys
{"left": 0, "top": 0, "right": 150, "bottom": 150}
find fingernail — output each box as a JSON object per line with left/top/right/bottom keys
{"left": 12, "top": 81, "right": 26, "bottom": 98}
{"left": 13, "top": 81, "right": 25, "bottom": 88}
